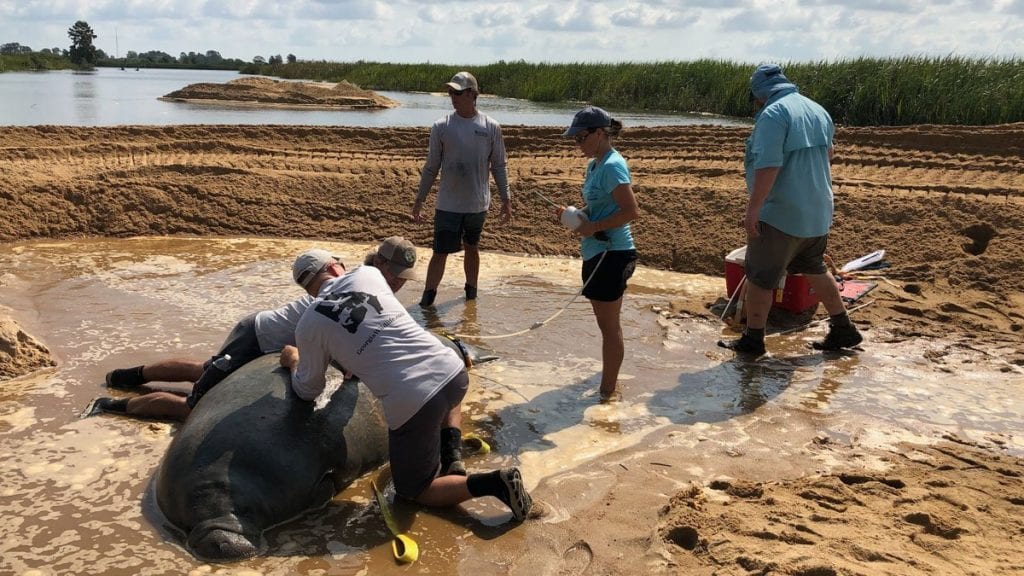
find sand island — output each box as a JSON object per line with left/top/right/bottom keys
{"left": 158, "top": 76, "right": 398, "bottom": 110}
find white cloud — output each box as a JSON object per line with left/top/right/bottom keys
{"left": 525, "top": 3, "right": 606, "bottom": 32}
{"left": 0, "top": 0, "right": 1020, "bottom": 63}
{"left": 610, "top": 4, "right": 696, "bottom": 28}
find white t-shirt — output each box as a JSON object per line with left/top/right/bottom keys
{"left": 253, "top": 295, "right": 313, "bottom": 353}
{"left": 291, "top": 267, "right": 465, "bottom": 429}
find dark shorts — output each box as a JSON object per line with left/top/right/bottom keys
{"left": 745, "top": 222, "right": 829, "bottom": 290}
{"left": 388, "top": 370, "right": 469, "bottom": 499}
{"left": 433, "top": 209, "right": 487, "bottom": 254}
{"left": 582, "top": 249, "right": 638, "bottom": 302}
{"left": 186, "top": 313, "right": 264, "bottom": 408}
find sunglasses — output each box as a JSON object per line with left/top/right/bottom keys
{"left": 573, "top": 129, "right": 593, "bottom": 144}
{"left": 448, "top": 88, "right": 468, "bottom": 97}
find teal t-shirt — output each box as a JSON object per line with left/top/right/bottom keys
{"left": 744, "top": 89, "right": 834, "bottom": 238}
{"left": 581, "top": 149, "right": 635, "bottom": 260}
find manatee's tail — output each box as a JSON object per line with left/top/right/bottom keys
{"left": 187, "top": 518, "right": 264, "bottom": 561}
{"left": 437, "top": 332, "right": 500, "bottom": 367}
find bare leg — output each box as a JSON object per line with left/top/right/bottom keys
{"left": 444, "top": 402, "right": 462, "bottom": 430}
{"left": 424, "top": 252, "right": 449, "bottom": 292}
{"left": 463, "top": 243, "right": 480, "bottom": 289}
{"left": 742, "top": 283, "right": 774, "bottom": 330}
{"left": 415, "top": 474, "right": 473, "bottom": 507}
{"left": 141, "top": 359, "right": 205, "bottom": 383}
{"left": 805, "top": 272, "right": 846, "bottom": 316}
{"left": 126, "top": 392, "right": 192, "bottom": 421}
{"left": 590, "top": 298, "right": 625, "bottom": 397}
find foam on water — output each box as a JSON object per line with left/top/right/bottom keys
{"left": 0, "top": 236, "right": 1020, "bottom": 574}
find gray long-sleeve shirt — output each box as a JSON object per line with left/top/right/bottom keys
{"left": 417, "top": 111, "right": 510, "bottom": 213}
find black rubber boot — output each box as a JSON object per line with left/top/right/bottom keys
{"left": 440, "top": 426, "right": 466, "bottom": 476}
{"left": 812, "top": 323, "right": 863, "bottom": 351}
{"left": 419, "top": 289, "right": 437, "bottom": 307}
{"left": 717, "top": 332, "right": 766, "bottom": 356}
{"left": 464, "top": 284, "right": 477, "bottom": 300}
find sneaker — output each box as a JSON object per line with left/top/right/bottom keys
{"left": 812, "top": 323, "right": 863, "bottom": 351}
{"left": 717, "top": 333, "right": 766, "bottom": 356}
{"left": 497, "top": 468, "right": 532, "bottom": 522}
{"left": 419, "top": 289, "right": 437, "bottom": 307}
{"left": 442, "top": 459, "right": 467, "bottom": 476}
{"left": 464, "top": 284, "right": 477, "bottom": 300}
{"left": 105, "top": 366, "right": 145, "bottom": 389}
{"left": 82, "top": 396, "right": 129, "bottom": 417}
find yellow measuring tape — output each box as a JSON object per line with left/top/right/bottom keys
{"left": 371, "top": 480, "right": 419, "bottom": 564}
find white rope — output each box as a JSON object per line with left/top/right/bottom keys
{"left": 452, "top": 250, "right": 608, "bottom": 341}
{"left": 769, "top": 298, "right": 876, "bottom": 338}
{"left": 720, "top": 274, "right": 746, "bottom": 322}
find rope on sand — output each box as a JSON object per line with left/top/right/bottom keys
{"left": 769, "top": 299, "right": 876, "bottom": 338}
{"left": 451, "top": 251, "right": 608, "bottom": 341}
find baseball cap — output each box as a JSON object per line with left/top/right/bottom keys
{"left": 445, "top": 71, "right": 478, "bottom": 92}
{"left": 373, "top": 236, "right": 421, "bottom": 280}
{"left": 562, "top": 106, "right": 612, "bottom": 137}
{"left": 292, "top": 248, "right": 342, "bottom": 288}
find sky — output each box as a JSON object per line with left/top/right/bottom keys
{"left": 1, "top": 0, "right": 1022, "bottom": 65}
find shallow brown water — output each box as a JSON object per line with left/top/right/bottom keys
{"left": 1, "top": 237, "right": 1020, "bottom": 575}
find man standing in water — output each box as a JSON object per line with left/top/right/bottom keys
{"left": 412, "top": 71, "right": 512, "bottom": 307}
{"left": 719, "top": 64, "right": 862, "bottom": 357}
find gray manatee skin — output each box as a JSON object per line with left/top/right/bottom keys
{"left": 155, "top": 354, "right": 388, "bottom": 562}
{"left": 153, "top": 333, "right": 497, "bottom": 562}
{"left": 435, "top": 333, "right": 499, "bottom": 367}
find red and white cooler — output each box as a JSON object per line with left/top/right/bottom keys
{"left": 724, "top": 246, "right": 819, "bottom": 313}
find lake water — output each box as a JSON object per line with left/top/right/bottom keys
{"left": 0, "top": 67, "right": 746, "bottom": 128}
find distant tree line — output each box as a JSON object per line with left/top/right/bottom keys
{"left": 2, "top": 19, "right": 276, "bottom": 73}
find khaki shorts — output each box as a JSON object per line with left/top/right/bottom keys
{"left": 745, "top": 222, "right": 828, "bottom": 290}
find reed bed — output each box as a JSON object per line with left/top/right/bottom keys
{"left": 245, "top": 56, "right": 1024, "bottom": 126}
{"left": 0, "top": 53, "right": 71, "bottom": 72}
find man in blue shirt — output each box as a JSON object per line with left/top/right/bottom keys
{"left": 719, "top": 64, "right": 862, "bottom": 356}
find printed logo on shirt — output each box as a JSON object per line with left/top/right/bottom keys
{"left": 314, "top": 291, "right": 384, "bottom": 334}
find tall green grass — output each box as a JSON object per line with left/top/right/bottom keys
{"left": 244, "top": 56, "right": 1024, "bottom": 126}
{"left": 0, "top": 52, "right": 72, "bottom": 72}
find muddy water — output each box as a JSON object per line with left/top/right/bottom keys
{"left": 1, "top": 237, "right": 1020, "bottom": 575}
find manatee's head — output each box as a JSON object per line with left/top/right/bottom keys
{"left": 187, "top": 517, "right": 264, "bottom": 561}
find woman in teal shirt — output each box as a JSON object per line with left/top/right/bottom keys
{"left": 558, "top": 106, "right": 639, "bottom": 401}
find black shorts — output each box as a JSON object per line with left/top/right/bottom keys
{"left": 433, "top": 209, "right": 487, "bottom": 253}
{"left": 186, "top": 313, "right": 264, "bottom": 408}
{"left": 582, "top": 249, "right": 638, "bottom": 302}
{"left": 745, "top": 222, "right": 829, "bottom": 290}
{"left": 388, "top": 370, "right": 469, "bottom": 499}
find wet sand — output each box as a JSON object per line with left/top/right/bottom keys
{"left": 1, "top": 125, "right": 1022, "bottom": 574}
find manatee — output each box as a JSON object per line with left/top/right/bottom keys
{"left": 154, "top": 354, "right": 387, "bottom": 561}
{"left": 153, "top": 334, "right": 495, "bottom": 561}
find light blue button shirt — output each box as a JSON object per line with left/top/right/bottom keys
{"left": 745, "top": 89, "right": 834, "bottom": 238}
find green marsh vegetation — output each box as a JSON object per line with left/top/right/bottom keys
{"left": 0, "top": 52, "right": 71, "bottom": 72}
{"left": 244, "top": 56, "right": 1024, "bottom": 127}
